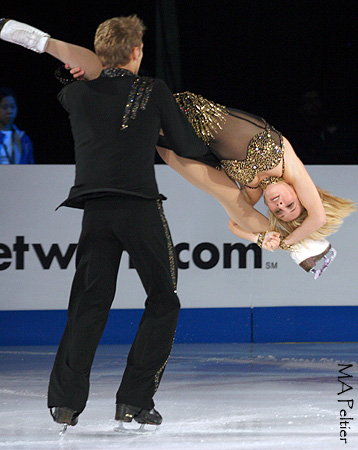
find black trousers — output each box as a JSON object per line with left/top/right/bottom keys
{"left": 47, "top": 196, "right": 180, "bottom": 413}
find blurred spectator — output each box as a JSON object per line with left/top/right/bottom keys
{"left": 0, "top": 87, "right": 34, "bottom": 164}
{"left": 286, "top": 90, "right": 355, "bottom": 164}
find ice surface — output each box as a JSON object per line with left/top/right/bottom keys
{"left": 0, "top": 343, "right": 357, "bottom": 449}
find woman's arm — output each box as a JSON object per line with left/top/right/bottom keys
{"left": 157, "top": 146, "right": 270, "bottom": 233}
{"left": 228, "top": 219, "right": 281, "bottom": 250}
{"left": 283, "top": 140, "right": 326, "bottom": 245}
{"left": 46, "top": 39, "right": 102, "bottom": 80}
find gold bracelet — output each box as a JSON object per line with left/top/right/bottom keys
{"left": 256, "top": 232, "right": 266, "bottom": 248}
{"left": 279, "top": 236, "right": 293, "bottom": 251}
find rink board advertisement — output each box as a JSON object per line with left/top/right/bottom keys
{"left": 0, "top": 165, "right": 357, "bottom": 344}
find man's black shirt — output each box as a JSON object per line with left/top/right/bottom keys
{"left": 58, "top": 69, "right": 210, "bottom": 209}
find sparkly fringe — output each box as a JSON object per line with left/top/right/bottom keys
{"left": 174, "top": 92, "right": 228, "bottom": 144}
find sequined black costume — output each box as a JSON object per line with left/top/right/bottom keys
{"left": 48, "top": 70, "right": 208, "bottom": 416}
{"left": 159, "top": 92, "right": 285, "bottom": 190}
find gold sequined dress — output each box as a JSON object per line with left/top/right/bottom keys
{"left": 161, "top": 92, "right": 285, "bottom": 190}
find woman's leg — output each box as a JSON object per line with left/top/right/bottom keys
{"left": 0, "top": 19, "right": 102, "bottom": 79}
{"left": 46, "top": 39, "right": 102, "bottom": 79}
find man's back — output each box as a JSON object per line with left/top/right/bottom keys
{"left": 58, "top": 69, "right": 209, "bottom": 209}
{"left": 59, "top": 70, "right": 161, "bottom": 200}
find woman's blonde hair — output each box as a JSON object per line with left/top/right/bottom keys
{"left": 269, "top": 187, "right": 356, "bottom": 241}
{"left": 94, "top": 15, "right": 146, "bottom": 67}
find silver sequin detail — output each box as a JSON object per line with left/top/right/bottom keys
{"left": 99, "top": 68, "right": 155, "bottom": 130}
{"left": 100, "top": 68, "right": 135, "bottom": 78}
{"left": 121, "top": 77, "right": 155, "bottom": 130}
{"left": 156, "top": 199, "right": 177, "bottom": 292}
{"left": 153, "top": 199, "right": 177, "bottom": 394}
{"left": 154, "top": 337, "right": 175, "bottom": 394}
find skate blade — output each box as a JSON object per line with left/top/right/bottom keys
{"left": 311, "top": 248, "right": 337, "bottom": 280}
{"left": 59, "top": 424, "right": 68, "bottom": 435}
{"left": 114, "top": 421, "right": 157, "bottom": 434}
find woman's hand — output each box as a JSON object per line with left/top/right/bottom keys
{"left": 64, "top": 63, "right": 86, "bottom": 80}
{"left": 261, "top": 231, "right": 281, "bottom": 251}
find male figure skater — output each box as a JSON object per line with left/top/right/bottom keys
{"left": 1, "top": 14, "right": 338, "bottom": 428}
{"left": 0, "top": 15, "right": 212, "bottom": 428}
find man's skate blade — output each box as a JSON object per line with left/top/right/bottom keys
{"left": 59, "top": 424, "right": 68, "bottom": 435}
{"left": 114, "top": 421, "right": 157, "bottom": 434}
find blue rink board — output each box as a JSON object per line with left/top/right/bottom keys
{"left": 0, "top": 306, "right": 357, "bottom": 346}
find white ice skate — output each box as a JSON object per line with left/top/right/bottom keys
{"left": 0, "top": 19, "right": 50, "bottom": 53}
{"left": 289, "top": 238, "right": 336, "bottom": 279}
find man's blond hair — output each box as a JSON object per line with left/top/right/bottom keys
{"left": 94, "top": 15, "right": 146, "bottom": 67}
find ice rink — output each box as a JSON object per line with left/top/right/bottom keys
{"left": 0, "top": 342, "right": 357, "bottom": 450}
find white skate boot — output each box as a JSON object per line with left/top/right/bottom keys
{"left": 0, "top": 19, "right": 50, "bottom": 53}
{"left": 289, "top": 238, "right": 336, "bottom": 279}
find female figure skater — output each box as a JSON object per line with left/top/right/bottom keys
{"left": 1, "top": 19, "right": 355, "bottom": 275}
{"left": 155, "top": 92, "right": 355, "bottom": 252}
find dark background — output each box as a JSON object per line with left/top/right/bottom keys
{"left": 1, "top": 0, "right": 357, "bottom": 164}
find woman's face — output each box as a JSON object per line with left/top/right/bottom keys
{"left": 264, "top": 181, "right": 302, "bottom": 221}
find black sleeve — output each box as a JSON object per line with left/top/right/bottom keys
{"left": 57, "top": 81, "right": 83, "bottom": 113}
{"left": 57, "top": 85, "right": 69, "bottom": 112}
{"left": 155, "top": 79, "right": 211, "bottom": 159}
{"left": 54, "top": 65, "right": 77, "bottom": 86}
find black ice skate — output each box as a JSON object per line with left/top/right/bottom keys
{"left": 50, "top": 407, "right": 79, "bottom": 434}
{"left": 114, "top": 403, "right": 162, "bottom": 433}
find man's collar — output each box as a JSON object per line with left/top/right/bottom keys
{"left": 100, "top": 68, "right": 136, "bottom": 78}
